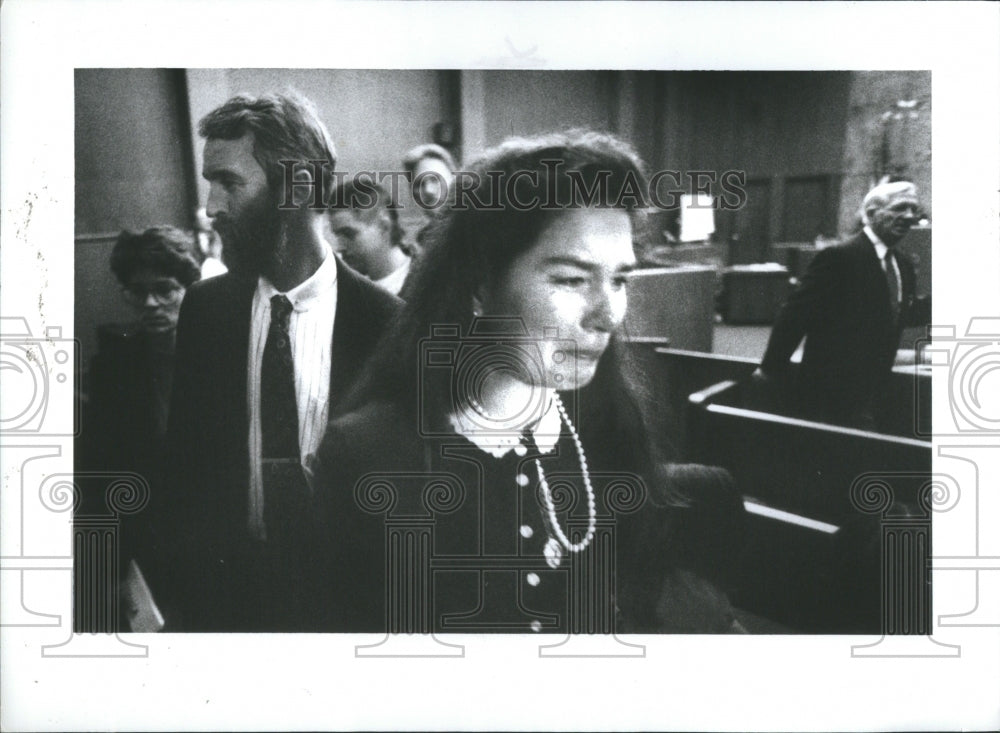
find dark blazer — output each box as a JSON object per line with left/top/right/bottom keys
{"left": 76, "top": 324, "right": 176, "bottom": 631}
{"left": 158, "top": 257, "right": 401, "bottom": 631}
{"left": 760, "top": 230, "right": 925, "bottom": 426}
{"left": 80, "top": 324, "right": 174, "bottom": 502}
{"left": 312, "top": 400, "right": 745, "bottom": 634}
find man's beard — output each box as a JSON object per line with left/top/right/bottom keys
{"left": 213, "top": 187, "right": 284, "bottom": 278}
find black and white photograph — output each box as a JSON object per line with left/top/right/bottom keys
{"left": 2, "top": 2, "right": 998, "bottom": 731}
{"left": 71, "top": 67, "right": 935, "bottom": 637}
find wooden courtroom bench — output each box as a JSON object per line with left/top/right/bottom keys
{"left": 623, "top": 345, "right": 931, "bottom": 448}
{"left": 687, "top": 379, "right": 931, "bottom": 521}
{"left": 686, "top": 378, "right": 933, "bottom": 633}
{"left": 617, "top": 345, "right": 760, "bottom": 459}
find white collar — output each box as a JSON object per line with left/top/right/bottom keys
{"left": 863, "top": 224, "right": 891, "bottom": 261}
{"left": 448, "top": 392, "right": 562, "bottom": 458}
{"left": 257, "top": 248, "right": 337, "bottom": 311}
{"left": 373, "top": 259, "right": 410, "bottom": 295}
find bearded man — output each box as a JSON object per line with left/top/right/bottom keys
{"left": 158, "top": 92, "right": 400, "bottom": 631}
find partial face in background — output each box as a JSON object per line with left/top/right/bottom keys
{"left": 202, "top": 134, "right": 281, "bottom": 275}
{"left": 121, "top": 268, "right": 186, "bottom": 333}
{"left": 413, "top": 156, "right": 453, "bottom": 208}
{"left": 328, "top": 209, "right": 391, "bottom": 277}
{"left": 481, "top": 208, "right": 636, "bottom": 391}
{"left": 867, "top": 192, "right": 922, "bottom": 246}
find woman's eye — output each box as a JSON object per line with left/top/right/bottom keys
{"left": 611, "top": 275, "right": 629, "bottom": 290}
{"left": 551, "top": 275, "right": 587, "bottom": 287}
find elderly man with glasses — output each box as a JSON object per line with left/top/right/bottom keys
{"left": 755, "top": 181, "right": 930, "bottom": 430}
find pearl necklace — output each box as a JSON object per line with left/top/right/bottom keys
{"left": 534, "top": 393, "right": 596, "bottom": 554}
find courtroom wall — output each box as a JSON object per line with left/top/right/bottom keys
{"left": 75, "top": 69, "right": 196, "bottom": 378}
{"left": 74, "top": 69, "right": 932, "bottom": 374}
{"left": 838, "top": 71, "right": 932, "bottom": 234}
{"left": 75, "top": 68, "right": 453, "bottom": 372}
{"left": 185, "top": 69, "right": 455, "bottom": 207}
{"left": 654, "top": 71, "right": 854, "bottom": 264}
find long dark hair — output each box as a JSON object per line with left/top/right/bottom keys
{"left": 340, "top": 130, "right": 665, "bottom": 479}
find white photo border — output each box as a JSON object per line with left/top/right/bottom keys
{"left": 2, "top": 1, "right": 999, "bottom": 731}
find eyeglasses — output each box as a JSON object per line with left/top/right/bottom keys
{"left": 885, "top": 202, "right": 925, "bottom": 219}
{"left": 121, "top": 279, "right": 184, "bottom": 306}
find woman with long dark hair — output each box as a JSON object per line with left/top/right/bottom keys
{"left": 312, "top": 131, "right": 743, "bottom": 634}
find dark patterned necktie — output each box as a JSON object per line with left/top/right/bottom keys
{"left": 260, "top": 294, "right": 306, "bottom": 540}
{"left": 883, "top": 250, "right": 900, "bottom": 324}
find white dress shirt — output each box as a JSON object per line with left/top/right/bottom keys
{"left": 373, "top": 259, "right": 410, "bottom": 296}
{"left": 246, "top": 251, "right": 338, "bottom": 541}
{"left": 864, "top": 224, "right": 901, "bottom": 305}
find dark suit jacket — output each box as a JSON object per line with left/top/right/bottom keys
{"left": 158, "top": 257, "right": 400, "bottom": 631}
{"left": 76, "top": 324, "right": 175, "bottom": 631}
{"left": 82, "top": 324, "right": 172, "bottom": 475}
{"left": 760, "top": 230, "right": 925, "bottom": 426}
{"left": 313, "top": 400, "right": 745, "bottom": 634}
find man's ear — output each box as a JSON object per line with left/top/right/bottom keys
{"left": 290, "top": 165, "right": 318, "bottom": 208}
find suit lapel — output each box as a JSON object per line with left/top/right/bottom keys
{"left": 854, "top": 231, "right": 894, "bottom": 305}
{"left": 329, "top": 258, "right": 372, "bottom": 409}
{"left": 897, "top": 251, "right": 916, "bottom": 304}
{"left": 221, "top": 275, "right": 257, "bottom": 516}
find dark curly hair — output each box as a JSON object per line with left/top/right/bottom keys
{"left": 110, "top": 226, "right": 202, "bottom": 288}
{"left": 198, "top": 91, "right": 338, "bottom": 199}
{"left": 340, "top": 129, "right": 667, "bottom": 480}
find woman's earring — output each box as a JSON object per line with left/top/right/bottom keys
{"left": 472, "top": 297, "right": 483, "bottom": 318}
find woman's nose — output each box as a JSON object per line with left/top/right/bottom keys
{"left": 584, "top": 285, "right": 619, "bottom": 333}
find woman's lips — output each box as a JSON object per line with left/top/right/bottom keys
{"left": 573, "top": 348, "right": 605, "bottom": 361}
{"left": 143, "top": 315, "right": 171, "bottom": 329}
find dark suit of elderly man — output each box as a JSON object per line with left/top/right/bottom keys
{"left": 155, "top": 93, "right": 400, "bottom": 631}
{"left": 756, "top": 181, "right": 929, "bottom": 430}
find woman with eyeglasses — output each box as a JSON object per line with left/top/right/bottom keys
{"left": 311, "top": 131, "right": 745, "bottom": 635}
{"left": 78, "top": 226, "right": 201, "bottom": 631}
